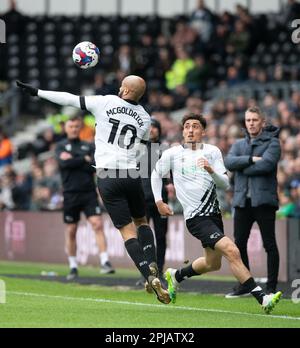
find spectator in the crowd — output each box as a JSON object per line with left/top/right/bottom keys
{"left": 185, "top": 54, "right": 211, "bottom": 93}
{"left": 277, "top": 178, "right": 298, "bottom": 217}
{"left": 2, "top": 0, "right": 26, "bottom": 36}
{"left": 43, "top": 157, "right": 61, "bottom": 194}
{"left": 0, "top": 165, "right": 33, "bottom": 211}
{"left": 190, "top": 0, "right": 214, "bottom": 43}
{"left": 289, "top": 91, "right": 300, "bottom": 114}
{"left": 282, "top": 0, "right": 300, "bottom": 23}
{"left": 134, "top": 34, "right": 156, "bottom": 77}
{"left": 262, "top": 94, "right": 278, "bottom": 119}
{"left": 185, "top": 96, "right": 203, "bottom": 114}
{"left": 171, "top": 20, "right": 198, "bottom": 48}
{"left": 113, "top": 45, "right": 136, "bottom": 75}
{"left": 0, "top": 128, "right": 13, "bottom": 168}
{"left": 219, "top": 10, "right": 235, "bottom": 32}
{"left": 0, "top": 166, "right": 16, "bottom": 210}
{"left": 256, "top": 69, "right": 268, "bottom": 83}
{"left": 290, "top": 180, "right": 300, "bottom": 218}
{"left": 226, "top": 66, "right": 243, "bottom": 87}
{"left": 32, "top": 127, "right": 56, "bottom": 155}
{"left": 79, "top": 115, "right": 95, "bottom": 143}
{"left": 11, "top": 172, "right": 32, "bottom": 210}
{"left": 226, "top": 20, "right": 250, "bottom": 55}
{"left": 92, "top": 73, "right": 114, "bottom": 95}
{"left": 152, "top": 48, "right": 173, "bottom": 89}
{"left": 30, "top": 163, "right": 51, "bottom": 210}
{"left": 144, "top": 90, "right": 162, "bottom": 113}
{"left": 159, "top": 94, "right": 176, "bottom": 112}
{"left": 165, "top": 47, "right": 195, "bottom": 90}
{"left": 273, "top": 63, "right": 285, "bottom": 82}
{"left": 209, "top": 24, "right": 229, "bottom": 59}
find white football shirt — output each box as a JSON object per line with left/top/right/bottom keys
{"left": 83, "top": 95, "right": 151, "bottom": 169}
{"left": 154, "top": 143, "right": 227, "bottom": 220}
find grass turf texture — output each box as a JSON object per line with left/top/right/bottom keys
{"left": 0, "top": 261, "right": 299, "bottom": 328}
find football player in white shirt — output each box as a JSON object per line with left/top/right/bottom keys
{"left": 16, "top": 76, "right": 170, "bottom": 304}
{"left": 151, "top": 113, "right": 282, "bottom": 314}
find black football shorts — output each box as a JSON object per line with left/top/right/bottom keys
{"left": 63, "top": 191, "right": 101, "bottom": 224}
{"left": 96, "top": 169, "right": 146, "bottom": 229}
{"left": 186, "top": 214, "right": 225, "bottom": 249}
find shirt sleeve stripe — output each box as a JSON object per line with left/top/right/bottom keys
{"left": 80, "top": 96, "right": 87, "bottom": 111}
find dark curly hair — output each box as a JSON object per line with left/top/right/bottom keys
{"left": 181, "top": 113, "right": 207, "bottom": 129}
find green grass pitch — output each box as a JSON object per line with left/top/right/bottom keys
{"left": 0, "top": 261, "right": 299, "bottom": 328}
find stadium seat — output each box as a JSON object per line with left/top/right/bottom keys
{"left": 27, "top": 68, "right": 40, "bottom": 79}
{"left": 26, "top": 45, "right": 38, "bottom": 56}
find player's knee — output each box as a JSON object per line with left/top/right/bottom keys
{"left": 89, "top": 217, "right": 103, "bottom": 232}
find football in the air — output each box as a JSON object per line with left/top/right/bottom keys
{"left": 72, "top": 41, "right": 100, "bottom": 69}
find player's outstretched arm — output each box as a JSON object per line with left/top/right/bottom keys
{"left": 16, "top": 81, "right": 81, "bottom": 108}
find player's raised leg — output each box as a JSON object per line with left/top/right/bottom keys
{"left": 215, "top": 237, "right": 282, "bottom": 313}
{"left": 165, "top": 247, "right": 222, "bottom": 303}
{"left": 133, "top": 216, "right": 159, "bottom": 292}
{"left": 120, "top": 221, "right": 170, "bottom": 304}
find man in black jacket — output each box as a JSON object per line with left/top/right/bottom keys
{"left": 55, "top": 116, "right": 114, "bottom": 280}
{"left": 137, "top": 118, "right": 169, "bottom": 286}
{"left": 225, "top": 106, "right": 281, "bottom": 296}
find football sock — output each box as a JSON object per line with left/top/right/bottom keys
{"left": 137, "top": 225, "right": 157, "bottom": 265}
{"left": 175, "top": 264, "right": 200, "bottom": 283}
{"left": 99, "top": 252, "right": 109, "bottom": 266}
{"left": 242, "top": 277, "right": 265, "bottom": 304}
{"left": 125, "top": 238, "right": 151, "bottom": 280}
{"left": 68, "top": 256, "right": 78, "bottom": 270}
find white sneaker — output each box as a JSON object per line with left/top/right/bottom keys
{"left": 262, "top": 291, "right": 282, "bottom": 314}
{"left": 164, "top": 268, "right": 179, "bottom": 304}
{"left": 100, "top": 261, "right": 115, "bottom": 274}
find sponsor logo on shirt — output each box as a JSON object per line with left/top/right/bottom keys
{"left": 81, "top": 145, "right": 89, "bottom": 151}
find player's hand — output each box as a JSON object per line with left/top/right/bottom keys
{"left": 16, "top": 80, "right": 38, "bottom": 96}
{"left": 84, "top": 155, "right": 92, "bottom": 163}
{"left": 60, "top": 152, "right": 72, "bottom": 160}
{"left": 156, "top": 200, "right": 174, "bottom": 216}
{"left": 197, "top": 157, "right": 214, "bottom": 174}
{"left": 252, "top": 156, "right": 262, "bottom": 162}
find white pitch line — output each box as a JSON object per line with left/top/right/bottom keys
{"left": 8, "top": 291, "right": 300, "bottom": 322}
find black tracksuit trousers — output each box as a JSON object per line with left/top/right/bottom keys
{"left": 234, "top": 199, "right": 279, "bottom": 292}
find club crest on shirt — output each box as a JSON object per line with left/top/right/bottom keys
{"left": 65, "top": 144, "right": 72, "bottom": 151}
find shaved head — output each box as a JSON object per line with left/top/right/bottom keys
{"left": 118, "top": 75, "right": 146, "bottom": 102}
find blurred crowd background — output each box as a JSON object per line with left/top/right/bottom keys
{"left": 1, "top": 0, "right": 300, "bottom": 218}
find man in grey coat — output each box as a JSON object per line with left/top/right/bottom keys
{"left": 225, "top": 106, "right": 281, "bottom": 296}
